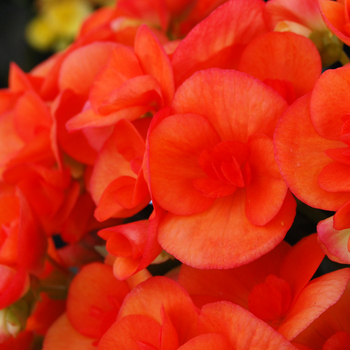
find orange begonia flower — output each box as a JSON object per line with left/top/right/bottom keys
{"left": 98, "top": 276, "right": 298, "bottom": 349}
{"left": 274, "top": 65, "right": 350, "bottom": 263}
{"left": 147, "top": 68, "right": 296, "bottom": 268}
{"left": 179, "top": 234, "right": 350, "bottom": 341}
{"left": 43, "top": 263, "right": 150, "bottom": 349}
{"left": 65, "top": 24, "right": 174, "bottom": 132}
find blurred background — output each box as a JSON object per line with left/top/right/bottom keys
{"left": 0, "top": 0, "right": 114, "bottom": 88}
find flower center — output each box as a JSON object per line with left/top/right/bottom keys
{"left": 193, "top": 140, "right": 251, "bottom": 198}
{"left": 248, "top": 274, "right": 291, "bottom": 327}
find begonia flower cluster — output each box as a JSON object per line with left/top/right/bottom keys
{"left": 1, "top": 0, "right": 350, "bottom": 349}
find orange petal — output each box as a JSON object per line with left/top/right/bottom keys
{"left": 323, "top": 332, "right": 350, "bottom": 350}
{"left": 277, "top": 268, "right": 350, "bottom": 340}
{"left": 172, "top": 69, "right": 287, "bottom": 141}
{"left": 279, "top": 234, "right": 325, "bottom": 303}
{"left": 59, "top": 42, "right": 118, "bottom": 97}
{"left": 148, "top": 113, "right": 219, "bottom": 215}
{"left": 334, "top": 200, "right": 350, "bottom": 230}
{"left": 158, "top": 190, "right": 295, "bottom": 269}
{"left": 310, "top": 65, "right": 350, "bottom": 140}
{"left": 67, "top": 262, "right": 130, "bottom": 339}
{"left": 118, "top": 276, "right": 199, "bottom": 345}
{"left": 89, "top": 45, "right": 143, "bottom": 111}
{"left": 52, "top": 89, "right": 97, "bottom": 165}
{"left": 43, "top": 314, "right": 95, "bottom": 350}
{"left": 98, "top": 314, "right": 161, "bottom": 350}
{"left": 98, "top": 75, "right": 163, "bottom": 115}
{"left": 198, "top": 301, "right": 296, "bottom": 349}
{"left": 274, "top": 94, "right": 350, "bottom": 210}
{"left": 179, "top": 240, "right": 291, "bottom": 309}
{"left": 238, "top": 32, "right": 321, "bottom": 100}
{"left": 320, "top": 0, "right": 350, "bottom": 46}
{"left": 318, "top": 162, "right": 350, "bottom": 192}
{"left": 245, "top": 134, "right": 288, "bottom": 226}
{"left": 66, "top": 105, "right": 150, "bottom": 131}
{"left": 172, "top": 0, "right": 267, "bottom": 87}
{"left": 135, "top": 25, "right": 174, "bottom": 106}
{"left": 178, "top": 334, "right": 234, "bottom": 350}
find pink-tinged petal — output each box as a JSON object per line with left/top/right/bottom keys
{"left": 135, "top": 25, "right": 174, "bottom": 106}
{"left": 52, "top": 90, "right": 97, "bottom": 165}
{"left": 320, "top": 0, "right": 350, "bottom": 46}
{"left": 43, "top": 314, "right": 95, "bottom": 350}
{"left": 148, "top": 113, "right": 220, "bottom": 215}
{"left": 172, "top": 0, "right": 267, "bottom": 87}
{"left": 334, "top": 200, "right": 350, "bottom": 230}
{"left": 265, "top": 0, "right": 327, "bottom": 31}
{"left": 67, "top": 262, "right": 130, "bottom": 339}
{"left": 158, "top": 190, "right": 295, "bottom": 269}
{"left": 59, "top": 42, "right": 118, "bottom": 96}
{"left": 172, "top": 69, "right": 287, "bottom": 141}
{"left": 274, "top": 94, "right": 350, "bottom": 210}
{"left": 323, "top": 332, "right": 350, "bottom": 350}
{"left": 66, "top": 106, "right": 150, "bottom": 131}
{"left": 277, "top": 268, "right": 350, "bottom": 340}
{"left": 318, "top": 162, "right": 350, "bottom": 192}
{"left": 238, "top": 32, "right": 321, "bottom": 100}
{"left": 118, "top": 277, "right": 199, "bottom": 345}
{"left": 245, "top": 134, "right": 288, "bottom": 226}
{"left": 98, "top": 314, "right": 161, "bottom": 350}
{"left": 198, "top": 301, "right": 297, "bottom": 349}
{"left": 179, "top": 240, "right": 291, "bottom": 309}
{"left": 317, "top": 216, "right": 350, "bottom": 264}
{"left": 98, "top": 75, "right": 163, "bottom": 115}
{"left": 279, "top": 234, "right": 325, "bottom": 304}
{"left": 310, "top": 65, "right": 350, "bottom": 140}
{"left": 89, "top": 45, "right": 143, "bottom": 111}
{"left": 178, "top": 334, "right": 234, "bottom": 350}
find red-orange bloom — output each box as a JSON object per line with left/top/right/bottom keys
{"left": 179, "top": 234, "right": 350, "bottom": 341}
{"left": 320, "top": 0, "right": 350, "bottom": 46}
{"left": 43, "top": 263, "right": 150, "bottom": 349}
{"left": 274, "top": 65, "right": 350, "bottom": 263}
{"left": 147, "top": 69, "right": 296, "bottom": 269}
{"left": 98, "top": 276, "right": 298, "bottom": 349}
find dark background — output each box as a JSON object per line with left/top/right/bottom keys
{"left": 0, "top": 0, "right": 53, "bottom": 88}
